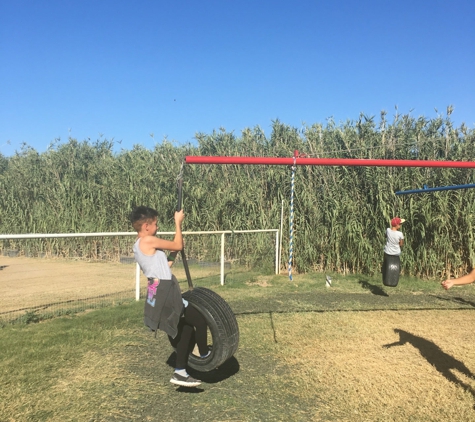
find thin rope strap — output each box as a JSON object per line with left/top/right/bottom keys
{"left": 176, "top": 160, "right": 193, "bottom": 290}
{"left": 288, "top": 156, "right": 297, "bottom": 281}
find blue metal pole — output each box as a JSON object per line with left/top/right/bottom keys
{"left": 396, "top": 184, "right": 475, "bottom": 195}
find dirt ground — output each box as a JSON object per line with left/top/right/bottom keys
{"left": 0, "top": 256, "right": 220, "bottom": 320}
{"left": 0, "top": 257, "right": 138, "bottom": 315}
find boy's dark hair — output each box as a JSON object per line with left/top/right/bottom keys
{"left": 130, "top": 206, "right": 158, "bottom": 232}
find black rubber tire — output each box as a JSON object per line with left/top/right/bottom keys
{"left": 182, "top": 287, "right": 239, "bottom": 372}
{"left": 382, "top": 254, "right": 400, "bottom": 287}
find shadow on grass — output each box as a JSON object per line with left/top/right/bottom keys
{"left": 433, "top": 295, "right": 475, "bottom": 308}
{"left": 384, "top": 329, "right": 475, "bottom": 399}
{"left": 234, "top": 307, "right": 475, "bottom": 317}
{"left": 175, "top": 386, "right": 205, "bottom": 393}
{"left": 358, "top": 279, "right": 389, "bottom": 297}
{"left": 166, "top": 352, "right": 240, "bottom": 385}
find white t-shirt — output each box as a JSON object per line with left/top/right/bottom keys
{"left": 384, "top": 228, "right": 404, "bottom": 256}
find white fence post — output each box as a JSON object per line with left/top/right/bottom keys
{"left": 220, "top": 232, "right": 225, "bottom": 285}
{"left": 279, "top": 199, "right": 284, "bottom": 274}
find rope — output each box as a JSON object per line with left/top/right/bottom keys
{"left": 176, "top": 160, "right": 193, "bottom": 290}
{"left": 176, "top": 160, "right": 184, "bottom": 181}
{"left": 289, "top": 155, "right": 297, "bottom": 281}
{"left": 176, "top": 161, "right": 184, "bottom": 212}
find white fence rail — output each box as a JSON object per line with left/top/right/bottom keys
{"left": 1, "top": 229, "right": 280, "bottom": 300}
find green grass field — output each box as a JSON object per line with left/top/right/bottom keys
{"left": 1, "top": 271, "right": 475, "bottom": 421}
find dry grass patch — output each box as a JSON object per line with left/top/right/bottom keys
{"left": 272, "top": 310, "right": 475, "bottom": 421}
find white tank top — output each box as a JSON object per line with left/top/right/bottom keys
{"left": 133, "top": 238, "right": 172, "bottom": 280}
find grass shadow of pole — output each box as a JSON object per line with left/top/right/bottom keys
{"left": 433, "top": 295, "right": 475, "bottom": 308}
{"left": 383, "top": 329, "right": 475, "bottom": 398}
{"left": 358, "top": 279, "right": 389, "bottom": 297}
{"left": 269, "top": 311, "right": 278, "bottom": 343}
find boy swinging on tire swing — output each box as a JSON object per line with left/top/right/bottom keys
{"left": 130, "top": 206, "right": 210, "bottom": 387}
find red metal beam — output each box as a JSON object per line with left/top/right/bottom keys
{"left": 185, "top": 156, "right": 475, "bottom": 168}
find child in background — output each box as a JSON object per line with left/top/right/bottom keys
{"left": 383, "top": 216, "right": 405, "bottom": 269}
{"left": 384, "top": 217, "right": 405, "bottom": 255}
{"left": 130, "top": 206, "right": 210, "bottom": 388}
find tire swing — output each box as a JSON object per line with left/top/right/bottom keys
{"left": 176, "top": 165, "right": 239, "bottom": 371}
{"left": 382, "top": 254, "right": 400, "bottom": 287}
{"left": 182, "top": 287, "right": 239, "bottom": 371}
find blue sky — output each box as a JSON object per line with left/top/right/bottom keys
{"left": 1, "top": 0, "right": 474, "bottom": 156}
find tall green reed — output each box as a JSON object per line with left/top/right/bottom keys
{"left": 1, "top": 109, "right": 474, "bottom": 278}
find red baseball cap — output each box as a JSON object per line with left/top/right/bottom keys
{"left": 391, "top": 217, "right": 406, "bottom": 227}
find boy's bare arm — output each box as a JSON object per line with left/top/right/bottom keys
{"left": 140, "top": 211, "right": 185, "bottom": 254}
{"left": 143, "top": 236, "right": 183, "bottom": 253}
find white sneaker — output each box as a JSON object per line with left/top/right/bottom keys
{"left": 170, "top": 373, "right": 201, "bottom": 387}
